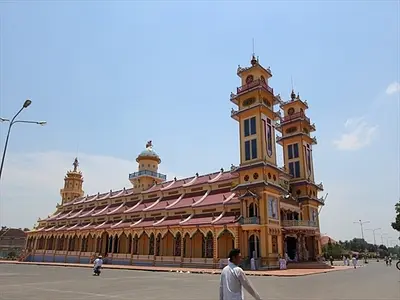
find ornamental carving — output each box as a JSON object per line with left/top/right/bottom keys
{"left": 242, "top": 97, "right": 256, "bottom": 107}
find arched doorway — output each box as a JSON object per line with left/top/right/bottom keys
{"left": 218, "top": 230, "right": 235, "bottom": 258}
{"left": 248, "top": 234, "right": 260, "bottom": 259}
{"left": 285, "top": 236, "right": 297, "bottom": 260}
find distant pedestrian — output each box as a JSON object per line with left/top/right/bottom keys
{"left": 352, "top": 255, "right": 357, "bottom": 269}
{"left": 220, "top": 248, "right": 262, "bottom": 300}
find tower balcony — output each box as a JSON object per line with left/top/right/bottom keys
{"left": 236, "top": 79, "right": 274, "bottom": 97}
{"left": 239, "top": 216, "right": 260, "bottom": 225}
{"left": 129, "top": 170, "right": 167, "bottom": 181}
{"left": 282, "top": 220, "right": 318, "bottom": 228}
{"left": 276, "top": 133, "right": 318, "bottom": 145}
{"left": 281, "top": 111, "right": 310, "bottom": 125}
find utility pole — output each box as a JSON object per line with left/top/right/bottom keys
{"left": 353, "top": 220, "right": 370, "bottom": 241}
{"left": 366, "top": 228, "right": 381, "bottom": 261}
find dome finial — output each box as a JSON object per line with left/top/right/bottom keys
{"left": 146, "top": 140, "right": 153, "bottom": 150}
{"left": 73, "top": 157, "right": 79, "bottom": 172}
{"left": 291, "top": 89, "right": 296, "bottom": 101}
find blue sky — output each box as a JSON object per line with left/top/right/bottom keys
{"left": 0, "top": 1, "right": 399, "bottom": 246}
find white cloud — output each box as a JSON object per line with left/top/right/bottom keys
{"left": 333, "top": 117, "right": 378, "bottom": 151}
{"left": 0, "top": 151, "right": 180, "bottom": 229}
{"left": 386, "top": 81, "right": 400, "bottom": 95}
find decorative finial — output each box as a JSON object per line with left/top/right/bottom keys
{"left": 146, "top": 140, "right": 153, "bottom": 149}
{"left": 195, "top": 172, "right": 199, "bottom": 177}
{"left": 251, "top": 55, "right": 257, "bottom": 66}
{"left": 296, "top": 93, "right": 300, "bottom": 100}
{"left": 73, "top": 157, "right": 79, "bottom": 172}
{"left": 290, "top": 89, "right": 296, "bottom": 101}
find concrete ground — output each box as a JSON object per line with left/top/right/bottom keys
{"left": 0, "top": 261, "right": 399, "bottom": 300}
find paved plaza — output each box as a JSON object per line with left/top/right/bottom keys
{"left": 0, "top": 262, "right": 399, "bottom": 300}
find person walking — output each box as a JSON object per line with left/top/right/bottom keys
{"left": 220, "top": 249, "right": 262, "bottom": 300}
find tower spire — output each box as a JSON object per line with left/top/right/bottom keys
{"left": 73, "top": 157, "right": 79, "bottom": 172}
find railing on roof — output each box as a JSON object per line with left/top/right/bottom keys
{"left": 236, "top": 79, "right": 273, "bottom": 95}
{"left": 129, "top": 170, "right": 167, "bottom": 181}
{"left": 239, "top": 216, "right": 260, "bottom": 225}
{"left": 281, "top": 111, "right": 310, "bottom": 124}
{"left": 282, "top": 220, "right": 318, "bottom": 227}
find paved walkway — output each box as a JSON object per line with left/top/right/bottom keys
{"left": 0, "top": 260, "right": 352, "bottom": 277}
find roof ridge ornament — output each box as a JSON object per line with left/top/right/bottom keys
{"left": 146, "top": 140, "right": 153, "bottom": 150}
{"left": 73, "top": 157, "right": 79, "bottom": 172}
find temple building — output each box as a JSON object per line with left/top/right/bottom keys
{"left": 25, "top": 55, "right": 325, "bottom": 269}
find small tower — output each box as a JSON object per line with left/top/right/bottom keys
{"left": 231, "top": 55, "right": 281, "bottom": 166}
{"left": 277, "top": 91, "right": 324, "bottom": 221}
{"left": 60, "top": 158, "right": 84, "bottom": 204}
{"left": 129, "top": 141, "right": 166, "bottom": 192}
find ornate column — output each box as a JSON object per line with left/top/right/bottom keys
{"left": 233, "top": 227, "right": 239, "bottom": 249}
{"left": 180, "top": 234, "right": 184, "bottom": 267}
{"left": 213, "top": 229, "right": 218, "bottom": 268}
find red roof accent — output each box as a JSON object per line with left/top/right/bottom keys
{"left": 185, "top": 172, "right": 220, "bottom": 187}
{"left": 169, "top": 193, "right": 205, "bottom": 210}
{"left": 193, "top": 191, "right": 233, "bottom": 208}
{"left": 131, "top": 218, "right": 155, "bottom": 228}
{"left": 95, "top": 221, "right": 113, "bottom": 230}
{"left": 79, "top": 207, "right": 96, "bottom": 217}
{"left": 67, "top": 209, "right": 84, "bottom": 219}
{"left": 153, "top": 216, "right": 183, "bottom": 227}
{"left": 212, "top": 214, "right": 238, "bottom": 225}
{"left": 161, "top": 177, "right": 194, "bottom": 191}
{"left": 111, "top": 220, "right": 135, "bottom": 229}
{"left": 181, "top": 215, "right": 214, "bottom": 226}
{"left": 66, "top": 223, "right": 80, "bottom": 231}
{"left": 56, "top": 210, "right": 73, "bottom": 220}
{"left": 126, "top": 199, "right": 157, "bottom": 213}
{"left": 91, "top": 205, "right": 111, "bottom": 216}
{"left": 106, "top": 203, "right": 126, "bottom": 215}
{"left": 84, "top": 194, "right": 100, "bottom": 203}
{"left": 212, "top": 171, "right": 236, "bottom": 183}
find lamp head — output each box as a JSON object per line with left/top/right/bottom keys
{"left": 37, "top": 121, "right": 47, "bottom": 126}
{"left": 0, "top": 118, "right": 10, "bottom": 122}
{"left": 23, "top": 99, "right": 32, "bottom": 108}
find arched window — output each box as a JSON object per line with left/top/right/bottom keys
{"left": 155, "top": 234, "right": 161, "bottom": 256}
{"left": 205, "top": 232, "right": 213, "bottom": 258}
{"left": 149, "top": 233, "right": 154, "bottom": 255}
{"left": 174, "top": 233, "right": 182, "bottom": 256}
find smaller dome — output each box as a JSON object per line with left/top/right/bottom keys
{"left": 136, "top": 140, "right": 161, "bottom": 163}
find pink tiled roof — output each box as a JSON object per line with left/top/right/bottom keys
{"left": 131, "top": 218, "right": 155, "bottom": 228}
{"left": 111, "top": 220, "right": 135, "bottom": 229}
{"left": 193, "top": 191, "right": 233, "bottom": 207}
{"left": 168, "top": 193, "right": 205, "bottom": 210}
{"left": 95, "top": 221, "right": 113, "bottom": 230}
{"left": 161, "top": 177, "right": 194, "bottom": 191}
{"left": 153, "top": 216, "right": 183, "bottom": 227}
{"left": 90, "top": 205, "right": 108, "bottom": 216}
{"left": 212, "top": 214, "right": 238, "bottom": 225}
{"left": 181, "top": 215, "right": 214, "bottom": 226}
{"left": 79, "top": 207, "right": 96, "bottom": 218}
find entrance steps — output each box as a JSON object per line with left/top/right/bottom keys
{"left": 287, "top": 261, "right": 333, "bottom": 269}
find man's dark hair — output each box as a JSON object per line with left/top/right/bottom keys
{"left": 228, "top": 248, "right": 240, "bottom": 260}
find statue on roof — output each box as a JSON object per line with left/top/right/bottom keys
{"left": 73, "top": 157, "right": 79, "bottom": 172}
{"left": 146, "top": 140, "right": 153, "bottom": 150}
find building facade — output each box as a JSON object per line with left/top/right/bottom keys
{"left": 0, "top": 227, "right": 27, "bottom": 258}
{"left": 25, "top": 56, "right": 325, "bottom": 269}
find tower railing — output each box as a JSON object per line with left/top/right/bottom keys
{"left": 129, "top": 170, "right": 167, "bottom": 180}
{"left": 239, "top": 216, "right": 260, "bottom": 225}
{"left": 236, "top": 79, "right": 273, "bottom": 95}
{"left": 281, "top": 111, "right": 310, "bottom": 124}
{"left": 281, "top": 220, "right": 318, "bottom": 227}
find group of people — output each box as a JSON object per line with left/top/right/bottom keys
{"left": 341, "top": 255, "right": 358, "bottom": 268}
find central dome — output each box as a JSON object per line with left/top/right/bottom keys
{"left": 136, "top": 140, "right": 161, "bottom": 163}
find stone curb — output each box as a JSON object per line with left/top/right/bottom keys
{"left": 0, "top": 260, "right": 351, "bottom": 277}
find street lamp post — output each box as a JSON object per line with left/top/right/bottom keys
{"left": 353, "top": 220, "right": 370, "bottom": 262}
{"left": 0, "top": 99, "right": 46, "bottom": 180}
{"left": 365, "top": 228, "right": 381, "bottom": 261}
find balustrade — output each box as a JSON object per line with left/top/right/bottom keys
{"left": 282, "top": 220, "right": 318, "bottom": 227}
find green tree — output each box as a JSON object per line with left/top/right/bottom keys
{"left": 391, "top": 200, "right": 400, "bottom": 234}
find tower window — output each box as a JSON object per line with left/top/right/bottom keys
{"left": 244, "top": 117, "right": 256, "bottom": 137}
{"left": 288, "top": 143, "right": 299, "bottom": 159}
{"left": 245, "top": 139, "right": 257, "bottom": 161}
{"left": 289, "top": 161, "right": 301, "bottom": 178}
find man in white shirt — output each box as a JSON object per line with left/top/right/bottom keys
{"left": 93, "top": 255, "right": 103, "bottom": 275}
{"left": 220, "top": 249, "right": 262, "bottom": 300}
